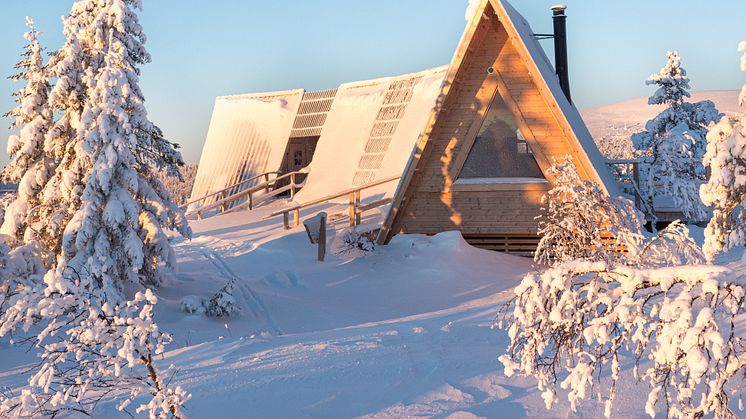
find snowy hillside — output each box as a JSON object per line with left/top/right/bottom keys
{"left": 3, "top": 200, "right": 741, "bottom": 418}
{"left": 581, "top": 90, "right": 744, "bottom": 159}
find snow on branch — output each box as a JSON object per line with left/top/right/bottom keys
{"left": 0, "top": 262, "right": 190, "bottom": 418}
{"left": 701, "top": 41, "right": 746, "bottom": 261}
{"left": 499, "top": 260, "right": 745, "bottom": 419}
{"left": 534, "top": 156, "right": 644, "bottom": 266}
{"left": 504, "top": 154, "right": 728, "bottom": 417}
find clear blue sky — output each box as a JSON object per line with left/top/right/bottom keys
{"left": 1, "top": 1, "right": 745, "bottom": 165}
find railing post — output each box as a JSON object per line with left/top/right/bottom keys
{"left": 294, "top": 208, "right": 300, "bottom": 227}
{"left": 283, "top": 212, "right": 289, "bottom": 229}
{"left": 632, "top": 161, "right": 641, "bottom": 210}
{"left": 318, "top": 213, "right": 326, "bottom": 262}
{"left": 349, "top": 192, "right": 356, "bottom": 227}
{"left": 198, "top": 211, "right": 203, "bottom": 221}
{"left": 264, "top": 173, "right": 270, "bottom": 193}
{"left": 249, "top": 192, "right": 253, "bottom": 210}
{"left": 290, "top": 173, "right": 296, "bottom": 199}
{"left": 355, "top": 190, "right": 361, "bottom": 226}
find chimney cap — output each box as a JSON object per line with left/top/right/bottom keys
{"left": 551, "top": 4, "right": 567, "bottom": 14}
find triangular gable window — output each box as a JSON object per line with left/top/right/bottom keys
{"left": 458, "top": 90, "right": 545, "bottom": 179}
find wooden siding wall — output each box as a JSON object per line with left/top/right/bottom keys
{"left": 388, "top": 5, "right": 590, "bottom": 237}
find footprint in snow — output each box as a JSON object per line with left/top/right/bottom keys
{"left": 263, "top": 271, "right": 303, "bottom": 289}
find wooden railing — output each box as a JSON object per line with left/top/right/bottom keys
{"left": 185, "top": 169, "right": 308, "bottom": 220}
{"left": 605, "top": 159, "right": 654, "bottom": 218}
{"left": 181, "top": 171, "right": 281, "bottom": 211}
{"left": 265, "top": 175, "right": 401, "bottom": 229}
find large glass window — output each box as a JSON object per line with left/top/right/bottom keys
{"left": 458, "top": 91, "right": 545, "bottom": 179}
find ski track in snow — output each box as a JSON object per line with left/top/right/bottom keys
{"left": 200, "top": 247, "right": 283, "bottom": 336}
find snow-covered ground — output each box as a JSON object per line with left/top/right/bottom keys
{"left": 0, "top": 200, "right": 741, "bottom": 418}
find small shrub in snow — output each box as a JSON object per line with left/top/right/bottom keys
{"left": 334, "top": 228, "right": 375, "bottom": 256}
{"left": 535, "top": 156, "right": 643, "bottom": 267}
{"left": 179, "top": 295, "right": 206, "bottom": 315}
{"left": 499, "top": 260, "right": 745, "bottom": 419}
{"left": 701, "top": 42, "right": 746, "bottom": 262}
{"left": 206, "top": 280, "right": 239, "bottom": 317}
{"left": 631, "top": 51, "right": 722, "bottom": 222}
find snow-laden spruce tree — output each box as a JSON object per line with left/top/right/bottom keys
{"left": 35, "top": 0, "right": 190, "bottom": 293}
{"left": 631, "top": 51, "right": 722, "bottom": 221}
{"left": 700, "top": 42, "right": 746, "bottom": 262}
{"left": 534, "top": 156, "right": 643, "bottom": 266}
{"left": 1, "top": 18, "right": 54, "bottom": 243}
{"left": 0, "top": 1, "right": 192, "bottom": 416}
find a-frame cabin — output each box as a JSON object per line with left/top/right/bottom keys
{"left": 377, "top": 0, "right": 618, "bottom": 251}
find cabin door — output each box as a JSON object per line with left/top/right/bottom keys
{"left": 279, "top": 137, "right": 319, "bottom": 193}
{"left": 285, "top": 142, "right": 308, "bottom": 173}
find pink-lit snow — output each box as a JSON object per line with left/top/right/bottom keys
{"left": 3, "top": 199, "right": 741, "bottom": 418}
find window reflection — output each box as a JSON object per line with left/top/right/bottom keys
{"left": 458, "top": 92, "right": 544, "bottom": 179}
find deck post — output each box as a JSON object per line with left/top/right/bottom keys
{"left": 290, "top": 173, "right": 296, "bottom": 199}
{"left": 248, "top": 192, "right": 253, "bottom": 210}
{"left": 349, "top": 192, "right": 356, "bottom": 227}
{"left": 318, "top": 213, "right": 327, "bottom": 262}
{"left": 198, "top": 211, "right": 203, "bottom": 221}
{"left": 294, "top": 208, "right": 300, "bottom": 227}
{"left": 264, "top": 173, "right": 270, "bottom": 193}
{"left": 632, "top": 161, "right": 641, "bottom": 210}
{"left": 283, "top": 212, "right": 289, "bottom": 229}
{"left": 354, "top": 190, "right": 361, "bottom": 226}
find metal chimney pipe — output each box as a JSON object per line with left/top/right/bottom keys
{"left": 551, "top": 5, "right": 571, "bottom": 103}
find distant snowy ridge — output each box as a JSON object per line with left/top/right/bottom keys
{"left": 581, "top": 90, "right": 743, "bottom": 159}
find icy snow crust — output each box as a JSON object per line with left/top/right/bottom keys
{"left": 4, "top": 205, "right": 740, "bottom": 417}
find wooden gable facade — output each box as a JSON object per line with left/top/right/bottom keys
{"left": 377, "top": 0, "right": 616, "bottom": 251}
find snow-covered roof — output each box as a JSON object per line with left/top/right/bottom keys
{"left": 190, "top": 90, "right": 304, "bottom": 202}
{"left": 294, "top": 66, "right": 448, "bottom": 204}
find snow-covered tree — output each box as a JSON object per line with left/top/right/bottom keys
{"left": 534, "top": 156, "right": 643, "bottom": 266}
{"left": 157, "top": 163, "right": 198, "bottom": 206}
{"left": 505, "top": 156, "right": 720, "bottom": 417}
{"left": 0, "top": 2, "right": 193, "bottom": 416}
{"left": 740, "top": 41, "right": 746, "bottom": 105}
{"left": 1, "top": 18, "right": 55, "bottom": 243}
{"left": 499, "top": 258, "right": 744, "bottom": 419}
{"left": 31, "top": 0, "right": 190, "bottom": 293}
{"left": 631, "top": 51, "right": 722, "bottom": 221}
{"left": 0, "top": 275, "right": 190, "bottom": 417}
{"left": 701, "top": 42, "right": 746, "bottom": 262}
